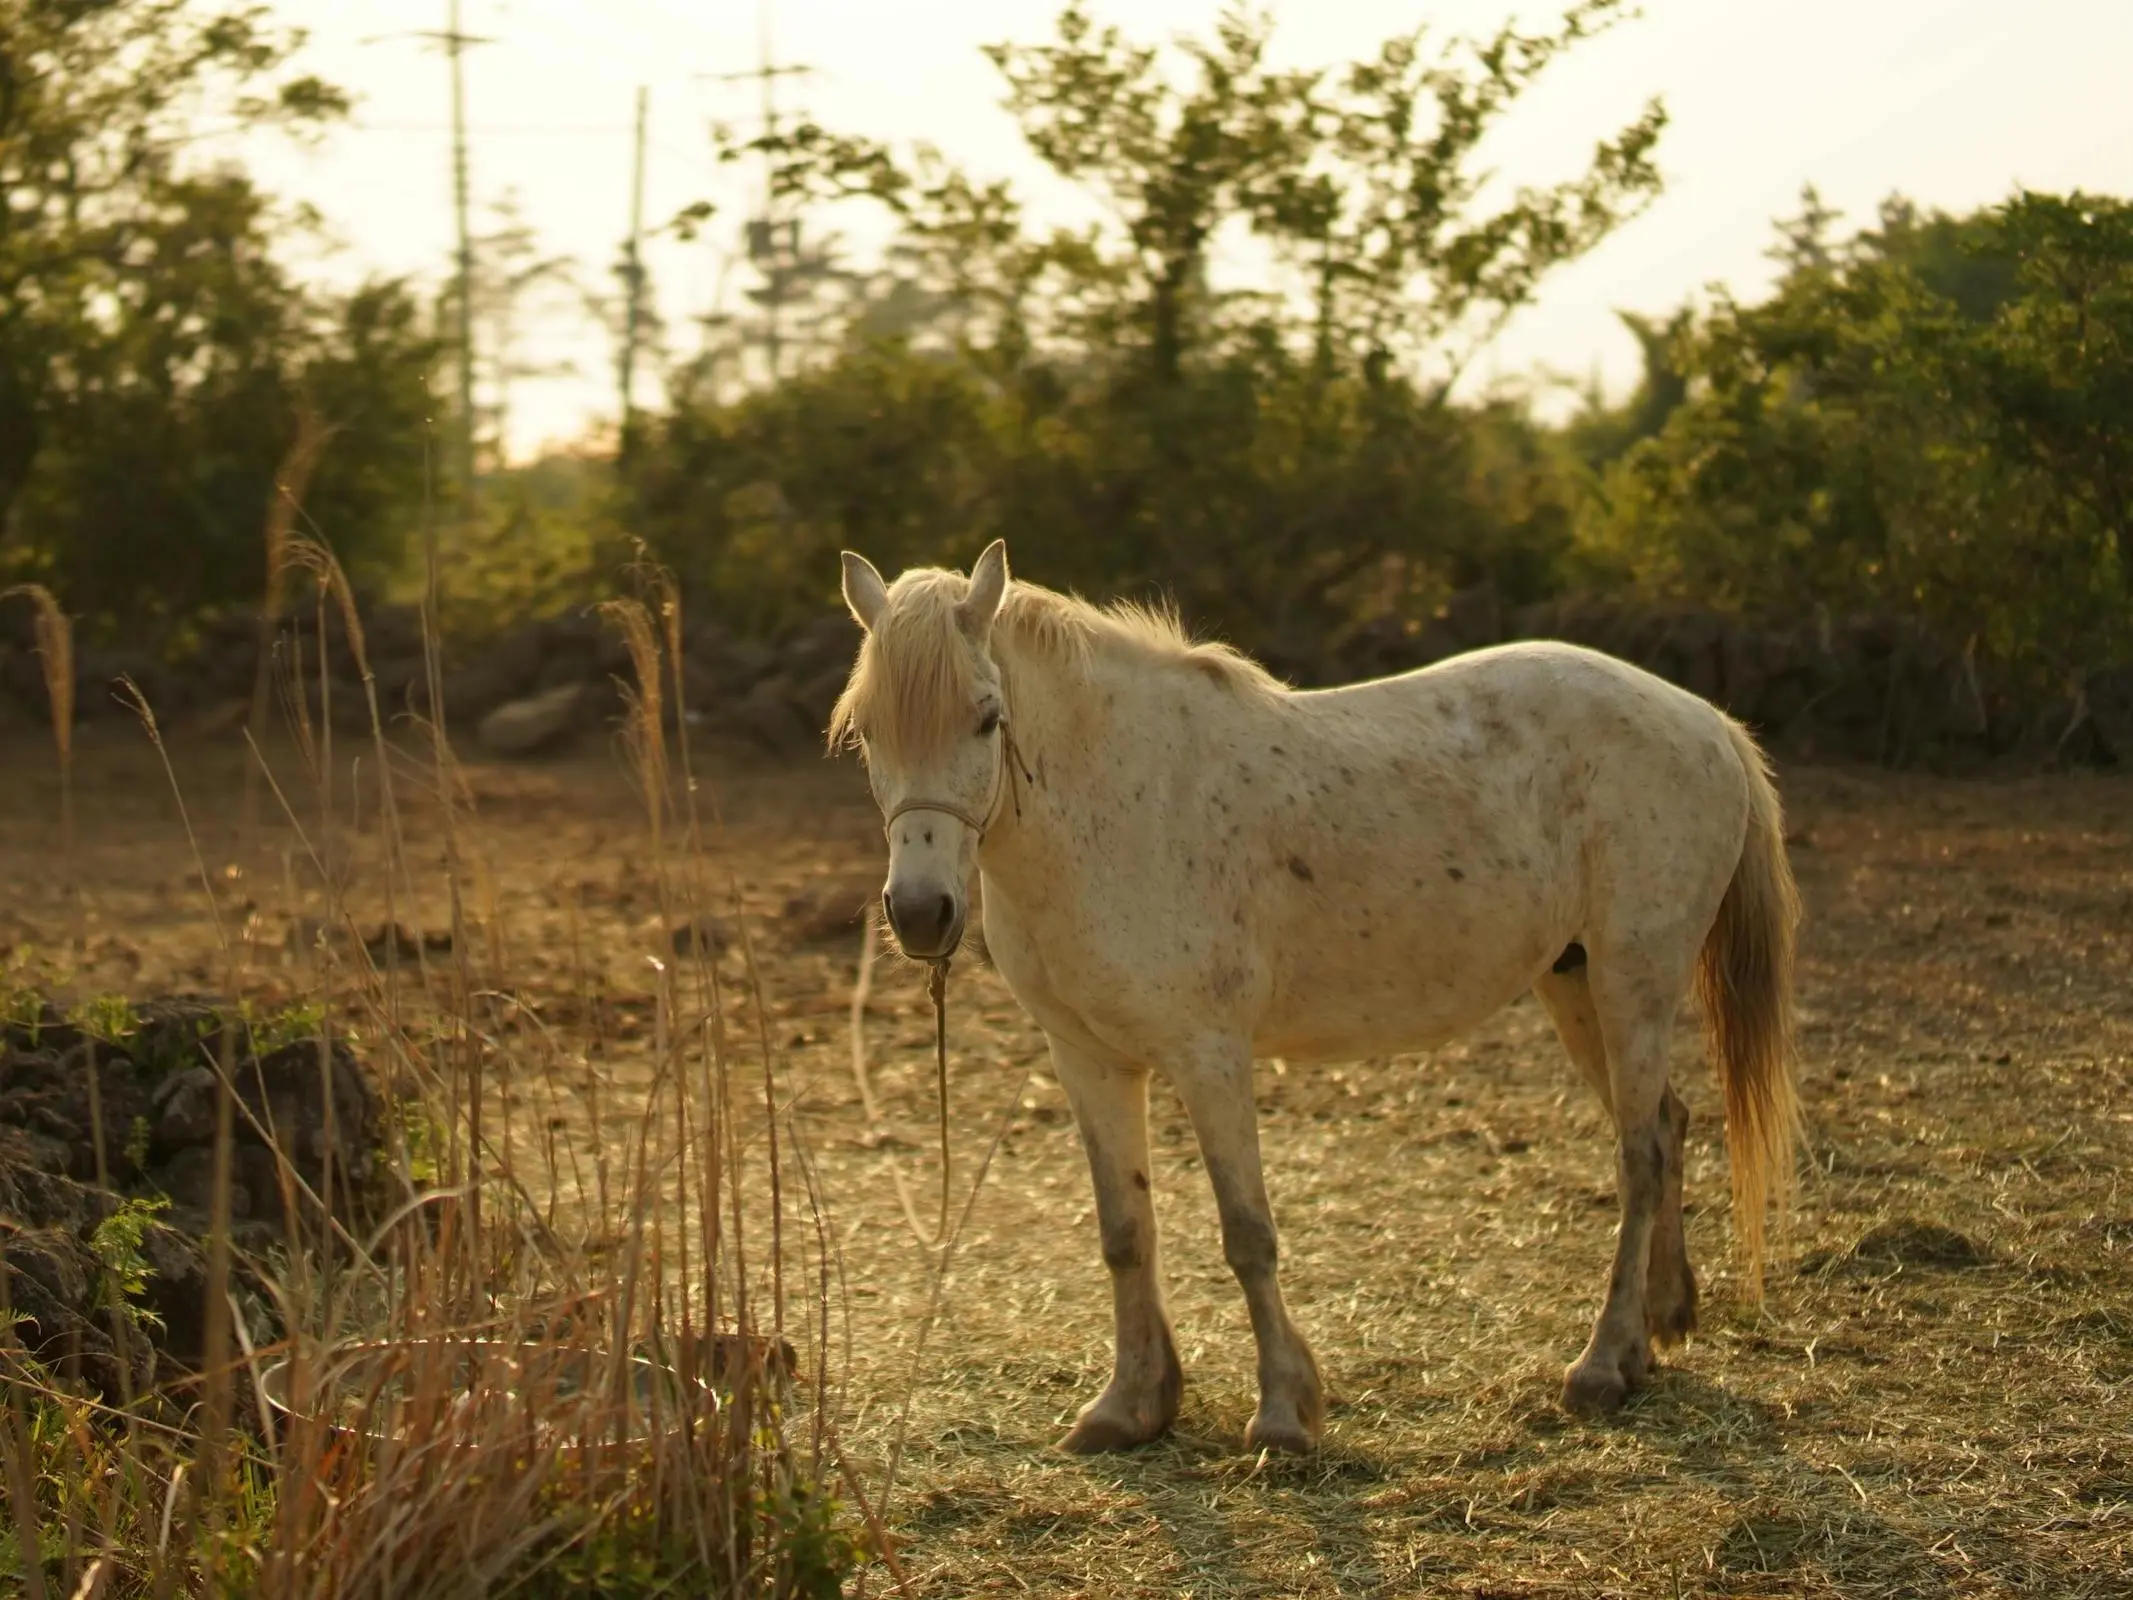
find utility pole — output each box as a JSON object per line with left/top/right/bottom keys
{"left": 618, "top": 86, "right": 649, "bottom": 462}
{"left": 754, "top": 3, "right": 786, "bottom": 384}
{"left": 362, "top": 13, "right": 492, "bottom": 515}
{"left": 703, "top": 0, "right": 813, "bottom": 385}
{"left": 447, "top": 0, "right": 479, "bottom": 512}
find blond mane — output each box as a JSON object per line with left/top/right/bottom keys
{"left": 828, "top": 566, "right": 1281, "bottom": 756}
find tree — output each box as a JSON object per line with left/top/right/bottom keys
{"left": 1584, "top": 189, "right": 2133, "bottom": 683}
{"left": 0, "top": 0, "right": 437, "bottom": 643}
{"left": 742, "top": 3, "right": 1664, "bottom": 391}
{"left": 0, "top": 1, "right": 343, "bottom": 527}
{"left": 1561, "top": 305, "right": 1693, "bottom": 472}
{"left": 647, "top": 3, "right": 1664, "bottom": 659}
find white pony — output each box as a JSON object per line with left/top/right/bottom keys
{"left": 833, "top": 540, "right": 1800, "bottom": 1454}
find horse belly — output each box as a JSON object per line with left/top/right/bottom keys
{"left": 1253, "top": 882, "right": 1558, "bottom": 1064}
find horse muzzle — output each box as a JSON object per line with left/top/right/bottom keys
{"left": 882, "top": 884, "right": 965, "bottom": 961}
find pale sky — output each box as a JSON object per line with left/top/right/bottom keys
{"left": 220, "top": 0, "right": 2133, "bottom": 460}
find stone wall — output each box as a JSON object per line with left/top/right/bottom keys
{"left": 0, "top": 601, "right": 864, "bottom": 763}
{"left": 0, "top": 998, "right": 396, "bottom": 1403}
{"left": 3, "top": 591, "right": 2123, "bottom": 768}
{"left": 1330, "top": 588, "right": 2121, "bottom": 768}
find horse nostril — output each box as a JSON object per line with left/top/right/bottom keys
{"left": 935, "top": 894, "right": 956, "bottom": 939}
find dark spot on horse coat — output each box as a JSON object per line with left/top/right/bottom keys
{"left": 1288, "top": 856, "right": 1315, "bottom": 882}
{"left": 1447, "top": 866, "right": 1466, "bottom": 882}
{"left": 1132, "top": 1170, "right": 1149, "bottom": 1191}
{"left": 1553, "top": 941, "right": 1588, "bottom": 974}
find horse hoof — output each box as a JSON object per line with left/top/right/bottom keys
{"left": 1058, "top": 1405, "right": 1166, "bottom": 1455}
{"left": 1243, "top": 1412, "right": 1319, "bottom": 1456}
{"left": 1561, "top": 1359, "right": 1633, "bottom": 1418}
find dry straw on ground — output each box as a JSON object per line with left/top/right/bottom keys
{"left": 2, "top": 584, "right": 2130, "bottom": 1594}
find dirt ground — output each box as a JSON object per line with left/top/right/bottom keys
{"left": 2, "top": 721, "right": 2130, "bottom": 1599}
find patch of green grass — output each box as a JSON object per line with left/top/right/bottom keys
{"left": 236, "top": 996, "right": 334, "bottom": 1055}
{"left": 69, "top": 992, "right": 137, "bottom": 1045}
{"left": 514, "top": 1479, "right": 856, "bottom": 1599}
{"left": 382, "top": 1093, "right": 448, "bottom": 1189}
{"left": 88, "top": 1194, "right": 171, "bottom": 1333}
{"left": 123, "top": 1114, "right": 153, "bottom": 1174}
{"left": 0, "top": 976, "right": 44, "bottom": 1040}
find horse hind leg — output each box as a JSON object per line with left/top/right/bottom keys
{"left": 1535, "top": 967, "right": 1696, "bottom": 1347}
{"left": 1536, "top": 961, "right": 1695, "bottom": 1414}
{"left": 1534, "top": 960, "right": 1613, "bottom": 1115}
{"left": 1646, "top": 1084, "right": 1698, "bottom": 1347}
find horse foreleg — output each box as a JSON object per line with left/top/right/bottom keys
{"left": 1563, "top": 987, "right": 1680, "bottom": 1417}
{"left": 1170, "top": 1042, "right": 1323, "bottom": 1454}
{"left": 1049, "top": 1036, "right": 1182, "bottom": 1453}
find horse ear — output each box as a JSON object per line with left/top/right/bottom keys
{"left": 957, "top": 540, "right": 1010, "bottom": 641}
{"left": 841, "top": 551, "right": 889, "bottom": 634}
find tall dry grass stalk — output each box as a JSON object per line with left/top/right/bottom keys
{"left": 244, "top": 398, "right": 338, "bottom": 845}
{"left": 2, "top": 583, "right": 75, "bottom": 895}
{"left": 2, "top": 564, "right": 858, "bottom": 1595}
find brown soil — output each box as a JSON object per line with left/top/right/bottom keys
{"left": 3, "top": 726, "right": 2130, "bottom": 1598}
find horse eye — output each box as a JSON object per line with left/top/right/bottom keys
{"left": 977, "top": 706, "right": 1001, "bottom": 737}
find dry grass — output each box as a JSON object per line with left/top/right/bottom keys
{"left": 3, "top": 693, "right": 2131, "bottom": 1595}
{"left": 1, "top": 584, "right": 74, "bottom": 892}
{"left": 0, "top": 575, "right": 855, "bottom": 1597}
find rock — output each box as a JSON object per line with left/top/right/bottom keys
{"left": 680, "top": 621, "right": 750, "bottom": 694}
{"left": 2084, "top": 666, "right": 2133, "bottom": 763}
{"left": 363, "top": 603, "right": 428, "bottom": 664}
{"left": 73, "top": 648, "right": 181, "bottom": 721}
{"left": 728, "top": 635, "right": 776, "bottom": 685}
{"left": 784, "top": 611, "right": 862, "bottom": 683}
{"left": 370, "top": 655, "right": 431, "bottom": 720}
{"left": 435, "top": 654, "right": 534, "bottom": 727}
{"left": 143, "top": 1037, "right": 383, "bottom": 1229}
{"left": 131, "top": 997, "right": 241, "bottom": 1071}
{"left": 0, "top": 1219, "right": 149, "bottom": 1397}
{"left": 477, "top": 681, "right": 590, "bottom": 758}
{"left": 530, "top": 612, "right": 604, "bottom": 690}
{"left": 0, "top": 1125, "right": 265, "bottom": 1404}
{"left": 152, "top": 1066, "right": 221, "bottom": 1151}
{"left": 157, "top": 1144, "right": 253, "bottom": 1220}
{"left": 0, "top": 994, "right": 403, "bottom": 1398}
{"left": 362, "top": 923, "right": 454, "bottom": 967}
{"left": 680, "top": 656, "right": 734, "bottom": 716}
{"left": 731, "top": 676, "right": 820, "bottom": 757}
{"left": 670, "top": 917, "right": 732, "bottom": 957}
{"left": 0, "top": 1043, "right": 161, "bottom": 1183}
{"left": 28, "top": 1103, "right": 82, "bottom": 1145}
{"left": 782, "top": 878, "right": 879, "bottom": 947}
{"left": 134, "top": 1222, "right": 217, "bottom": 1368}
{"left": 792, "top": 662, "right": 854, "bottom": 730}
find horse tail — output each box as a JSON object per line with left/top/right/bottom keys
{"left": 1697, "top": 717, "right": 1803, "bottom": 1299}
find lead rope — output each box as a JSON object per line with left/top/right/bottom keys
{"left": 928, "top": 956, "right": 952, "bottom": 1246}
{"left": 875, "top": 726, "right": 1039, "bottom": 1537}
{"left": 893, "top": 718, "right": 1030, "bottom": 1247}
